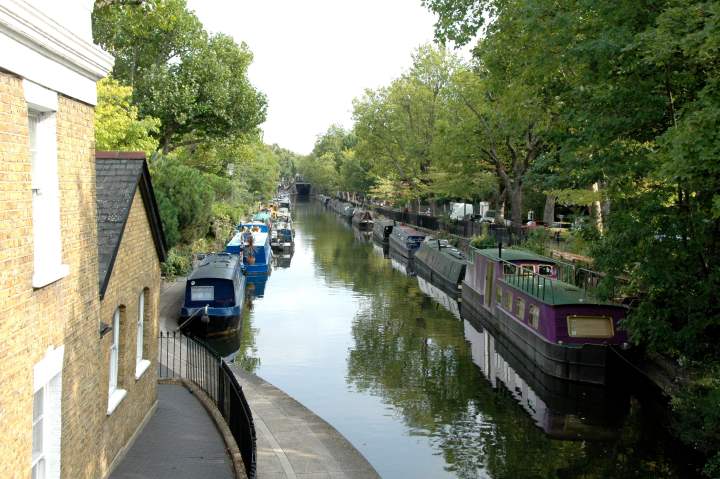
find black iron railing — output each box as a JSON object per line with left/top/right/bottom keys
{"left": 159, "top": 331, "right": 256, "bottom": 479}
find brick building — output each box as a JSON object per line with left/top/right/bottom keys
{"left": 0, "top": 2, "right": 166, "bottom": 478}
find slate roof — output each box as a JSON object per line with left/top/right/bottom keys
{"left": 96, "top": 151, "right": 167, "bottom": 299}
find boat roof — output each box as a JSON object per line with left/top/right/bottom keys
{"left": 375, "top": 219, "right": 394, "bottom": 227}
{"left": 422, "top": 240, "right": 466, "bottom": 260}
{"left": 501, "top": 275, "right": 619, "bottom": 307}
{"left": 473, "top": 247, "right": 553, "bottom": 263}
{"left": 227, "top": 230, "right": 268, "bottom": 247}
{"left": 188, "top": 253, "right": 239, "bottom": 281}
{"left": 394, "top": 225, "right": 425, "bottom": 237}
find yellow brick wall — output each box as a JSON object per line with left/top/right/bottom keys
{"left": 0, "top": 71, "right": 161, "bottom": 479}
{"left": 97, "top": 188, "right": 160, "bottom": 478}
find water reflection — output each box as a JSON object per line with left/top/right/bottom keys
{"left": 213, "top": 202, "right": 692, "bottom": 479}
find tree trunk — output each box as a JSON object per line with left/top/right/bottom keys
{"left": 592, "top": 182, "right": 604, "bottom": 234}
{"left": 543, "top": 194, "right": 556, "bottom": 224}
{"left": 510, "top": 184, "right": 523, "bottom": 228}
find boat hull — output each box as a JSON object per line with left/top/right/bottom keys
{"left": 180, "top": 306, "right": 242, "bottom": 336}
{"left": 461, "top": 282, "right": 609, "bottom": 385}
{"left": 415, "top": 261, "right": 461, "bottom": 300}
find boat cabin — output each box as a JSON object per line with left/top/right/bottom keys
{"left": 226, "top": 223, "right": 273, "bottom": 275}
{"left": 465, "top": 248, "right": 626, "bottom": 346}
{"left": 389, "top": 225, "right": 426, "bottom": 258}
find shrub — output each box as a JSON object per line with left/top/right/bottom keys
{"left": 161, "top": 247, "right": 191, "bottom": 278}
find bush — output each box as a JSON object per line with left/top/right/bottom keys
{"left": 161, "top": 247, "right": 191, "bottom": 278}
{"left": 470, "top": 234, "right": 496, "bottom": 249}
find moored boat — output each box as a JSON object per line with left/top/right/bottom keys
{"left": 388, "top": 225, "right": 425, "bottom": 259}
{"left": 270, "top": 219, "right": 294, "bottom": 252}
{"left": 179, "top": 253, "right": 246, "bottom": 335}
{"left": 351, "top": 210, "right": 374, "bottom": 231}
{"left": 226, "top": 223, "right": 273, "bottom": 275}
{"left": 414, "top": 239, "right": 467, "bottom": 299}
{"left": 461, "top": 247, "right": 628, "bottom": 385}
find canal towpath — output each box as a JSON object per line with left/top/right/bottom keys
{"left": 159, "top": 278, "right": 380, "bottom": 479}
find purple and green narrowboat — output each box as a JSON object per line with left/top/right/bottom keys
{"left": 461, "top": 248, "right": 628, "bottom": 385}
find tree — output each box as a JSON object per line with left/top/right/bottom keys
{"left": 353, "top": 45, "right": 460, "bottom": 205}
{"left": 93, "top": 0, "right": 267, "bottom": 154}
{"left": 95, "top": 77, "right": 160, "bottom": 154}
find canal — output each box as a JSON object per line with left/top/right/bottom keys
{"left": 209, "top": 201, "right": 696, "bottom": 479}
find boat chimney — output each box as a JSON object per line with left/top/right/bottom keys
{"left": 498, "top": 240, "right": 502, "bottom": 259}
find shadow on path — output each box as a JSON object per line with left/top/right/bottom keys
{"left": 110, "top": 384, "right": 233, "bottom": 479}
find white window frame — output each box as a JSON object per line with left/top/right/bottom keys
{"left": 32, "top": 345, "right": 63, "bottom": 479}
{"left": 25, "top": 80, "right": 68, "bottom": 288}
{"left": 107, "top": 308, "right": 126, "bottom": 415}
{"left": 135, "top": 291, "right": 150, "bottom": 380}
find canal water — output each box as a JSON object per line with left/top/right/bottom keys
{"left": 209, "top": 201, "right": 696, "bottom": 479}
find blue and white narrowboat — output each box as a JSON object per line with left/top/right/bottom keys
{"left": 226, "top": 223, "right": 273, "bottom": 275}
{"left": 180, "top": 253, "right": 245, "bottom": 335}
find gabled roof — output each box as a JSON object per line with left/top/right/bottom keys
{"left": 95, "top": 151, "right": 167, "bottom": 300}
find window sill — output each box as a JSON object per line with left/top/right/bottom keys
{"left": 33, "top": 264, "right": 69, "bottom": 289}
{"left": 135, "top": 359, "right": 151, "bottom": 380}
{"left": 107, "top": 388, "right": 127, "bottom": 416}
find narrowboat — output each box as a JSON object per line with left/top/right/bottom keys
{"left": 252, "top": 210, "right": 273, "bottom": 225}
{"left": 388, "top": 225, "right": 425, "bottom": 259}
{"left": 414, "top": 239, "right": 467, "bottom": 299}
{"left": 270, "top": 220, "right": 294, "bottom": 252}
{"left": 226, "top": 223, "right": 273, "bottom": 275}
{"left": 278, "top": 196, "right": 291, "bottom": 208}
{"left": 461, "top": 247, "right": 628, "bottom": 385}
{"left": 351, "top": 210, "right": 374, "bottom": 231}
{"left": 276, "top": 207, "right": 291, "bottom": 222}
{"left": 179, "top": 253, "right": 246, "bottom": 335}
{"left": 372, "top": 219, "right": 394, "bottom": 243}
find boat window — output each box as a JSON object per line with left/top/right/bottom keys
{"left": 538, "top": 264, "right": 554, "bottom": 276}
{"left": 502, "top": 289, "right": 513, "bottom": 310}
{"left": 496, "top": 286, "right": 502, "bottom": 305}
{"left": 529, "top": 305, "right": 540, "bottom": 329}
{"left": 566, "top": 315, "right": 614, "bottom": 338}
{"left": 191, "top": 286, "right": 214, "bottom": 301}
{"left": 503, "top": 263, "right": 517, "bottom": 275}
{"left": 516, "top": 298, "right": 526, "bottom": 320}
{"left": 521, "top": 265, "right": 534, "bottom": 275}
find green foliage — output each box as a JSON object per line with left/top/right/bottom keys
{"left": 150, "top": 159, "right": 214, "bottom": 247}
{"left": 95, "top": 77, "right": 160, "bottom": 154}
{"left": 470, "top": 234, "right": 496, "bottom": 249}
{"left": 93, "top": 0, "right": 266, "bottom": 153}
{"left": 160, "top": 247, "right": 191, "bottom": 278}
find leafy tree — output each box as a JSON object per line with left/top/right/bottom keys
{"left": 93, "top": 0, "right": 267, "bottom": 153}
{"left": 95, "top": 77, "right": 160, "bottom": 154}
{"left": 353, "top": 45, "right": 460, "bottom": 205}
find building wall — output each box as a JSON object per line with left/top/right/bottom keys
{"left": 97, "top": 188, "right": 160, "bottom": 478}
{"left": 0, "top": 71, "right": 160, "bottom": 479}
{"left": 0, "top": 70, "right": 101, "bottom": 478}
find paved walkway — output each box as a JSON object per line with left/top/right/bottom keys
{"left": 230, "top": 365, "right": 380, "bottom": 479}
{"left": 110, "top": 384, "right": 233, "bottom": 479}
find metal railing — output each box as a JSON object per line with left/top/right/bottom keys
{"left": 159, "top": 331, "right": 257, "bottom": 479}
{"left": 500, "top": 259, "right": 556, "bottom": 302}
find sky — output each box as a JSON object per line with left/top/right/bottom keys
{"left": 186, "top": 0, "right": 444, "bottom": 155}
